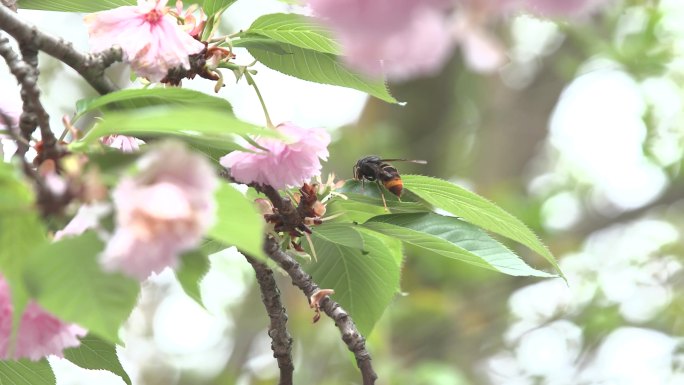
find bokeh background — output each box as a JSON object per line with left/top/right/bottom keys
{"left": 2, "top": 0, "right": 684, "bottom": 384}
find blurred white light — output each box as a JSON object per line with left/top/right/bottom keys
{"left": 509, "top": 279, "right": 572, "bottom": 321}
{"left": 514, "top": 320, "right": 582, "bottom": 378}
{"left": 50, "top": 357, "right": 126, "bottom": 385}
{"left": 508, "top": 277, "right": 595, "bottom": 323}
{"left": 153, "top": 294, "right": 226, "bottom": 355}
{"left": 541, "top": 191, "right": 582, "bottom": 230}
{"left": 201, "top": 247, "right": 253, "bottom": 313}
{"left": 181, "top": 0, "right": 369, "bottom": 130}
{"left": 580, "top": 327, "right": 678, "bottom": 385}
{"left": 549, "top": 68, "right": 667, "bottom": 209}
{"left": 618, "top": 283, "right": 671, "bottom": 323}
{"left": 510, "top": 15, "right": 563, "bottom": 61}
{"left": 484, "top": 352, "right": 532, "bottom": 385}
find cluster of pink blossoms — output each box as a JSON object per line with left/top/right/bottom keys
{"left": 0, "top": 275, "right": 86, "bottom": 360}
{"left": 221, "top": 122, "right": 331, "bottom": 190}
{"left": 101, "top": 141, "right": 217, "bottom": 280}
{"left": 309, "top": 0, "right": 610, "bottom": 79}
{"left": 85, "top": 0, "right": 205, "bottom": 82}
{"left": 308, "top": 0, "right": 454, "bottom": 81}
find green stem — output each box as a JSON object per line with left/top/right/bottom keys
{"left": 245, "top": 71, "right": 275, "bottom": 129}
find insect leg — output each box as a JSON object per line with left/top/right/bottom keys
{"left": 376, "top": 181, "right": 389, "bottom": 212}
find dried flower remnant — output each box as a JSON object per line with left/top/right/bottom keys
{"left": 0, "top": 275, "right": 86, "bottom": 360}
{"left": 84, "top": 0, "right": 205, "bottom": 82}
{"left": 220, "top": 122, "right": 330, "bottom": 190}
{"left": 309, "top": 288, "right": 335, "bottom": 323}
{"left": 101, "top": 141, "right": 217, "bottom": 280}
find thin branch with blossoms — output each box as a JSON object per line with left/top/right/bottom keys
{"left": 244, "top": 254, "right": 294, "bottom": 385}
{"left": 0, "top": 5, "right": 121, "bottom": 95}
{"left": 226, "top": 172, "right": 378, "bottom": 383}
{"left": 263, "top": 236, "right": 378, "bottom": 385}
{"left": 0, "top": 108, "right": 69, "bottom": 216}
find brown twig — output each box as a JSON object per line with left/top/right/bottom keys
{"left": 244, "top": 254, "right": 294, "bottom": 385}
{"left": 0, "top": 5, "right": 120, "bottom": 95}
{"left": 264, "top": 236, "right": 378, "bottom": 385}
{"left": 0, "top": 35, "right": 56, "bottom": 155}
{"left": 0, "top": 35, "right": 73, "bottom": 215}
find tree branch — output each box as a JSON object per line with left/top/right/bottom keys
{"left": 264, "top": 236, "right": 378, "bottom": 385}
{"left": 244, "top": 254, "right": 294, "bottom": 385}
{"left": 0, "top": 5, "right": 120, "bottom": 95}
{"left": 0, "top": 35, "right": 55, "bottom": 154}
{"left": 0, "top": 1, "right": 16, "bottom": 12}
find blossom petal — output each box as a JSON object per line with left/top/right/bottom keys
{"left": 220, "top": 123, "right": 331, "bottom": 190}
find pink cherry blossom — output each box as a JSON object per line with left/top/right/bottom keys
{"left": 54, "top": 203, "right": 111, "bottom": 241}
{"left": 0, "top": 275, "right": 86, "bottom": 360}
{"left": 450, "top": 1, "right": 509, "bottom": 73}
{"left": 220, "top": 122, "right": 330, "bottom": 190}
{"left": 309, "top": 0, "right": 453, "bottom": 80}
{"left": 101, "top": 135, "right": 141, "bottom": 152}
{"left": 101, "top": 141, "right": 217, "bottom": 280}
{"left": 84, "top": 0, "right": 205, "bottom": 82}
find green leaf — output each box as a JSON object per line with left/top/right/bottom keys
{"left": 325, "top": 199, "right": 386, "bottom": 224}
{"left": 248, "top": 13, "right": 342, "bottom": 55}
{"left": 64, "top": 334, "right": 131, "bottom": 385}
{"left": 0, "top": 163, "right": 45, "bottom": 342}
{"left": 326, "top": 195, "right": 425, "bottom": 224}
{"left": 0, "top": 359, "right": 55, "bottom": 385}
{"left": 311, "top": 223, "right": 365, "bottom": 250}
{"left": 402, "top": 175, "right": 563, "bottom": 278}
{"left": 364, "top": 213, "right": 555, "bottom": 278}
{"left": 248, "top": 43, "right": 398, "bottom": 104}
{"left": 200, "top": 0, "right": 237, "bottom": 16}
{"left": 0, "top": 163, "right": 32, "bottom": 213}
{"left": 176, "top": 250, "right": 210, "bottom": 306}
{"left": 326, "top": 181, "right": 427, "bottom": 223}
{"left": 74, "top": 88, "right": 233, "bottom": 121}
{"left": 304, "top": 229, "right": 402, "bottom": 335}
{"left": 208, "top": 183, "right": 265, "bottom": 259}
{"left": 17, "top": 0, "right": 134, "bottom": 12}
{"left": 23, "top": 232, "right": 140, "bottom": 344}
{"left": 232, "top": 35, "right": 293, "bottom": 55}
{"left": 75, "top": 107, "right": 279, "bottom": 152}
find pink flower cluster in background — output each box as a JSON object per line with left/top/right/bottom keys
{"left": 220, "top": 122, "right": 331, "bottom": 190}
{"left": 308, "top": 0, "right": 453, "bottom": 81}
{"left": 101, "top": 141, "right": 217, "bottom": 280}
{"left": 0, "top": 275, "right": 86, "bottom": 360}
{"left": 85, "top": 0, "right": 205, "bottom": 82}
{"left": 309, "top": 0, "right": 610, "bottom": 79}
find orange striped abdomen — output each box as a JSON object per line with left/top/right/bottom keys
{"left": 383, "top": 178, "right": 403, "bottom": 197}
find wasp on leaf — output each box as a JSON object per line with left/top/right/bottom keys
{"left": 353, "top": 155, "right": 427, "bottom": 210}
